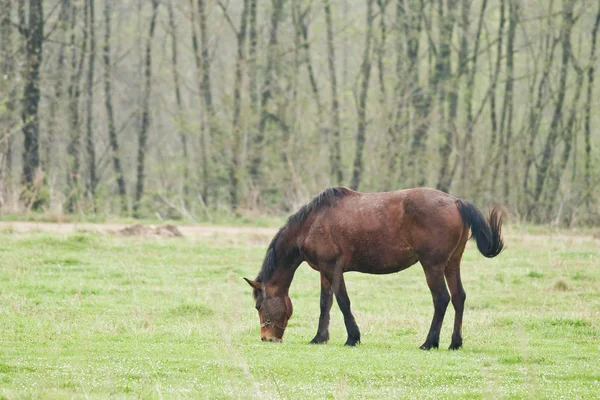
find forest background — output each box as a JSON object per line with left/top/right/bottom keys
{"left": 1, "top": 0, "right": 599, "bottom": 226}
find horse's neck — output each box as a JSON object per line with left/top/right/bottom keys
{"left": 265, "top": 270, "right": 293, "bottom": 295}
{"left": 268, "top": 229, "right": 302, "bottom": 293}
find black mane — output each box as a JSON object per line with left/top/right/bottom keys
{"left": 256, "top": 229, "right": 284, "bottom": 283}
{"left": 287, "top": 186, "right": 351, "bottom": 227}
{"left": 255, "top": 187, "right": 351, "bottom": 284}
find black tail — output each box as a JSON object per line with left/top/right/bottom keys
{"left": 456, "top": 200, "right": 505, "bottom": 258}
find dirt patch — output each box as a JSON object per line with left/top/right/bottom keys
{"left": 507, "top": 232, "right": 597, "bottom": 244}
{"left": 1, "top": 222, "right": 597, "bottom": 244}
{"left": 117, "top": 224, "right": 183, "bottom": 238}
{"left": 0, "top": 221, "right": 279, "bottom": 239}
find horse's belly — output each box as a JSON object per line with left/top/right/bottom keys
{"left": 348, "top": 248, "right": 419, "bottom": 274}
{"left": 357, "top": 263, "right": 417, "bottom": 274}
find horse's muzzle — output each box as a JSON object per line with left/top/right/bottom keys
{"left": 261, "top": 337, "right": 282, "bottom": 342}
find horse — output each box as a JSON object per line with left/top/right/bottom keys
{"left": 244, "top": 187, "right": 504, "bottom": 350}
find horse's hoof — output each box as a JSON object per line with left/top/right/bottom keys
{"left": 344, "top": 338, "right": 360, "bottom": 346}
{"left": 309, "top": 335, "right": 329, "bottom": 344}
{"left": 419, "top": 342, "right": 438, "bottom": 350}
{"left": 449, "top": 342, "right": 462, "bottom": 350}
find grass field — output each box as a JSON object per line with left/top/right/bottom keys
{"left": 0, "top": 225, "right": 599, "bottom": 399}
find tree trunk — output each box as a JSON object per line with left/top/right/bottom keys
{"left": 405, "top": 0, "right": 429, "bottom": 187}
{"left": 386, "top": 0, "right": 408, "bottom": 190}
{"left": 376, "top": 0, "right": 387, "bottom": 104}
{"left": 21, "top": 0, "right": 43, "bottom": 202}
{"left": 436, "top": 0, "right": 459, "bottom": 193}
{"left": 249, "top": 0, "right": 284, "bottom": 184}
{"left": 198, "top": 0, "right": 214, "bottom": 204}
{"left": 247, "top": 0, "right": 259, "bottom": 197}
{"left": 168, "top": 0, "right": 190, "bottom": 208}
{"left": 45, "top": 0, "right": 70, "bottom": 182}
{"left": 230, "top": 0, "right": 250, "bottom": 210}
{"left": 189, "top": 0, "right": 210, "bottom": 204}
{"left": 584, "top": 2, "right": 600, "bottom": 208}
{"left": 544, "top": 59, "right": 584, "bottom": 220}
{"left": 133, "top": 0, "right": 159, "bottom": 217}
{"left": 296, "top": 3, "right": 324, "bottom": 145}
{"left": 488, "top": 0, "right": 505, "bottom": 196}
{"left": 0, "top": 0, "right": 15, "bottom": 191}
{"left": 323, "top": 0, "right": 343, "bottom": 184}
{"left": 461, "top": 0, "right": 487, "bottom": 197}
{"left": 500, "top": 0, "right": 517, "bottom": 204}
{"left": 533, "top": 1, "right": 574, "bottom": 213}
{"left": 197, "top": 0, "right": 213, "bottom": 115}
{"left": 66, "top": 2, "right": 88, "bottom": 212}
{"left": 522, "top": 12, "right": 559, "bottom": 217}
{"left": 350, "top": 0, "right": 374, "bottom": 190}
{"left": 248, "top": 0, "right": 258, "bottom": 108}
{"left": 85, "top": 0, "right": 97, "bottom": 209}
{"left": 375, "top": 0, "right": 393, "bottom": 190}
{"left": 103, "top": 0, "right": 127, "bottom": 215}
{"left": 323, "top": 0, "right": 344, "bottom": 185}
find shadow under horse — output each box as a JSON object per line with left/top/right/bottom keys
{"left": 245, "top": 187, "right": 504, "bottom": 350}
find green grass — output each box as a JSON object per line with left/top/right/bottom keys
{"left": 0, "top": 229, "right": 599, "bottom": 399}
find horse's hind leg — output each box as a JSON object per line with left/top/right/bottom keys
{"left": 331, "top": 273, "right": 361, "bottom": 346}
{"left": 310, "top": 272, "right": 333, "bottom": 344}
{"left": 445, "top": 234, "right": 468, "bottom": 350}
{"left": 420, "top": 261, "right": 450, "bottom": 350}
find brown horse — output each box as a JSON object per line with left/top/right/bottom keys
{"left": 245, "top": 187, "right": 504, "bottom": 350}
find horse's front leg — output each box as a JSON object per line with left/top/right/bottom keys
{"left": 332, "top": 273, "right": 361, "bottom": 346}
{"left": 310, "top": 272, "right": 333, "bottom": 344}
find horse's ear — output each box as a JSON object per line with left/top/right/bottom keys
{"left": 244, "top": 278, "right": 261, "bottom": 289}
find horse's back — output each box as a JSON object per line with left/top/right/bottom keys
{"left": 301, "top": 187, "right": 465, "bottom": 273}
{"left": 343, "top": 187, "right": 461, "bottom": 228}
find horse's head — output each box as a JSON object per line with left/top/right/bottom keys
{"left": 244, "top": 278, "right": 293, "bottom": 342}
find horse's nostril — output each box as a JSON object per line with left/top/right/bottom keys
{"left": 261, "top": 337, "right": 266, "bottom": 341}
{"left": 269, "top": 337, "right": 279, "bottom": 342}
